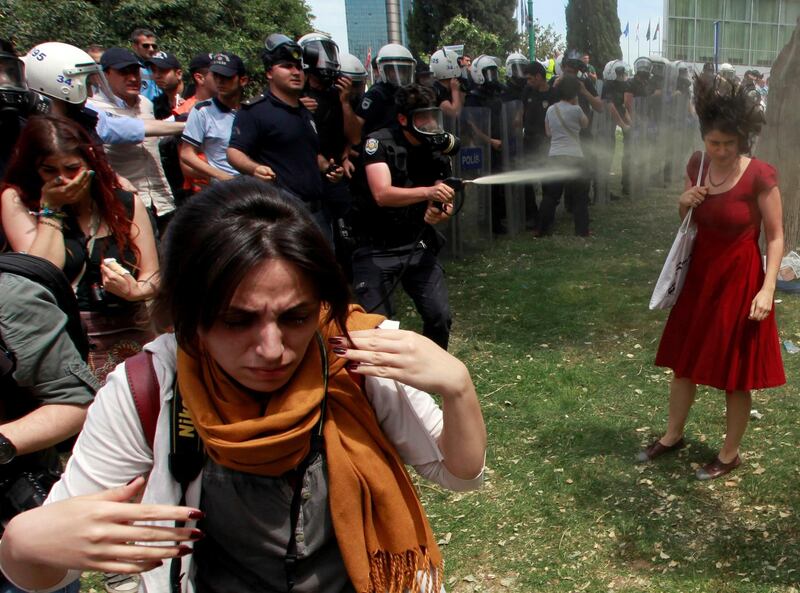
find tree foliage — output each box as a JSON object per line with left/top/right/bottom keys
{"left": 519, "top": 20, "right": 566, "bottom": 61}
{"left": 565, "top": 0, "right": 622, "bottom": 76}
{"left": 437, "top": 15, "right": 504, "bottom": 58}
{"left": 0, "top": 0, "right": 312, "bottom": 80}
{"left": 408, "top": 0, "right": 518, "bottom": 58}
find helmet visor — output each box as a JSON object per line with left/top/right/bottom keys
{"left": 483, "top": 66, "right": 499, "bottom": 83}
{"left": 411, "top": 107, "right": 444, "bottom": 135}
{"left": 380, "top": 61, "right": 414, "bottom": 87}
{"left": 0, "top": 56, "right": 26, "bottom": 91}
{"left": 510, "top": 63, "right": 526, "bottom": 79}
{"left": 305, "top": 39, "right": 340, "bottom": 71}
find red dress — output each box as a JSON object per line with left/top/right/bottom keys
{"left": 655, "top": 152, "right": 785, "bottom": 391}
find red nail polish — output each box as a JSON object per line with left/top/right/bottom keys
{"left": 332, "top": 347, "right": 347, "bottom": 355}
{"left": 190, "top": 529, "right": 205, "bottom": 540}
{"left": 188, "top": 510, "right": 205, "bottom": 520}
{"left": 178, "top": 546, "right": 193, "bottom": 557}
{"left": 346, "top": 363, "right": 360, "bottom": 370}
{"left": 328, "top": 337, "right": 344, "bottom": 344}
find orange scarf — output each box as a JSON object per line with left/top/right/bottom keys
{"left": 176, "top": 307, "right": 443, "bottom": 593}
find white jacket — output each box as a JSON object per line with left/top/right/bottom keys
{"left": 44, "top": 334, "right": 483, "bottom": 593}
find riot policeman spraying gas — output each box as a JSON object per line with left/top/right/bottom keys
{"left": 351, "top": 84, "right": 459, "bottom": 349}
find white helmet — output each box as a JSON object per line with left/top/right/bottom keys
{"left": 719, "top": 62, "right": 736, "bottom": 80}
{"left": 505, "top": 52, "right": 529, "bottom": 79}
{"left": 22, "top": 42, "right": 106, "bottom": 105}
{"left": 470, "top": 54, "right": 501, "bottom": 86}
{"left": 429, "top": 48, "right": 459, "bottom": 80}
{"left": 298, "top": 32, "right": 340, "bottom": 78}
{"left": 339, "top": 52, "right": 367, "bottom": 81}
{"left": 603, "top": 59, "right": 631, "bottom": 81}
{"left": 376, "top": 43, "right": 415, "bottom": 87}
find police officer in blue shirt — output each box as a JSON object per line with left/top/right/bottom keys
{"left": 227, "top": 34, "right": 343, "bottom": 240}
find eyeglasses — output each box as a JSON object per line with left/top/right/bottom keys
{"left": 141, "top": 43, "right": 157, "bottom": 50}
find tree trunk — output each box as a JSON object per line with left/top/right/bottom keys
{"left": 756, "top": 23, "right": 800, "bottom": 252}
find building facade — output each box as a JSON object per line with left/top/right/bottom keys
{"left": 345, "top": 0, "right": 413, "bottom": 67}
{"left": 663, "top": 0, "right": 800, "bottom": 73}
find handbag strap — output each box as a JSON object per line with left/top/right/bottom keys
{"left": 554, "top": 104, "right": 581, "bottom": 143}
{"left": 685, "top": 151, "right": 706, "bottom": 227}
{"left": 125, "top": 350, "right": 160, "bottom": 449}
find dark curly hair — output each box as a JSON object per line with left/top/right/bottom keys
{"left": 395, "top": 83, "right": 436, "bottom": 115}
{"left": 693, "top": 74, "right": 765, "bottom": 154}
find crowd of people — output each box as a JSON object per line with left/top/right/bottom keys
{"left": 0, "top": 22, "right": 785, "bottom": 593}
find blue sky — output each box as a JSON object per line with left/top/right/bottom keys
{"left": 307, "top": 0, "right": 664, "bottom": 64}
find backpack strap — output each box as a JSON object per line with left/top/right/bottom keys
{"left": 124, "top": 351, "right": 160, "bottom": 449}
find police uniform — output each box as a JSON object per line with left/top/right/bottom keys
{"left": 351, "top": 127, "right": 452, "bottom": 349}
{"left": 355, "top": 81, "right": 397, "bottom": 136}
{"left": 182, "top": 97, "right": 239, "bottom": 177}
{"left": 304, "top": 84, "right": 355, "bottom": 264}
{"left": 432, "top": 81, "right": 452, "bottom": 107}
{"left": 229, "top": 90, "right": 323, "bottom": 207}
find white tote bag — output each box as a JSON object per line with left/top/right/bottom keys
{"left": 649, "top": 152, "right": 704, "bottom": 310}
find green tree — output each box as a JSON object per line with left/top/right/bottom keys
{"left": 0, "top": 0, "right": 312, "bottom": 85}
{"left": 518, "top": 20, "right": 566, "bottom": 61}
{"left": 565, "top": 0, "right": 622, "bottom": 76}
{"left": 437, "top": 15, "right": 504, "bottom": 58}
{"left": 408, "top": 0, "right": 518, "bottom": 58}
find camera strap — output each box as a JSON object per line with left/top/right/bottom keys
{"left": 284, "top": 331, "right": 328, "bottom": 592}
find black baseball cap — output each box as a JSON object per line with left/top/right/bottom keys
{"left": 100, "top": 47, "right": 140, "bottom": 71}
{"left": 210, "top": 52, "right": 246, "bottom": 77}
{"left": 189, "top": 52, "right": 213, "bottom": 73}
{"left": 148, "top": 51, "right": 181, "bottom": 70}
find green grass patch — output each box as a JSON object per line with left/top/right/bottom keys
{"left": 405, "top": 181, "right": 800, "bottom": 592}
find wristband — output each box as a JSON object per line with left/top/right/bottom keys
{"left": 31, "top": 206, "right": 65, "bottom": 220}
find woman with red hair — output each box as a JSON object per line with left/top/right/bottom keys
{"left": 1, "top": 115, "right": 159, "bottom": 382}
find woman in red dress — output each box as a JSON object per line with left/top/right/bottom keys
{"left": 639, "top": 77, "right": 785, "bottom": 480}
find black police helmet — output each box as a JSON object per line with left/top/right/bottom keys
{"left": 262, "top": 33, "right": 302, "bottom": 68}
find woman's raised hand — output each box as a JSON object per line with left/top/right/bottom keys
{"left": 40, "top": 170, "right": 93, "bottom": 209}
{"left": 1, "top": 477, "right": 203, "bottom": 576}
{"left": 330, "top": 329, "right": 472, "bottom": 399}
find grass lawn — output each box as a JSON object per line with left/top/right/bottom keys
{"left": 81, "top": 171, "right": 799, "bottom": 593}
{"left": 406, "top": 177, "right": 800, "bottom": 593}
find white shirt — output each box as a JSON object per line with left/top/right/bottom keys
{"left": 42, "top": 333, "right": 482, "bottom": 593}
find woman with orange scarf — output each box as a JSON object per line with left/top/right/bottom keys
{"left": 0, "top": 178, "right": 486, "bottom": 593}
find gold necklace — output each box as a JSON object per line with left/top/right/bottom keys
{"left": 708, "top": 158, "right": 740, "bottom": 187}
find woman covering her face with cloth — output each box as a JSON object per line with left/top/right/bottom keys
{"left": 0, "top": 177, "right": 486, "bottom": 593}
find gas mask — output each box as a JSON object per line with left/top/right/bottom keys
{"left": 402, "top": 107, "right": 460, "bottom": 154}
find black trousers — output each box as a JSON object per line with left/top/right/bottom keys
{"left": 351, "top": 243, "right": 452, "bottom": 350}
{"left": 536, "top": 155, "right": 590, "bottom": 237}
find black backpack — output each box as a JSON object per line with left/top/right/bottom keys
{"left": 0, "top": 252, "right": 89, "bottom": 379}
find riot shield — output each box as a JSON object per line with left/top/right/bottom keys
{"left": 500, "top": 100, "right": 526, "bottom": 235}
{"left": 450, "top": 106, "right": 493, "bottom": 255}
{"left": 629, "top": 96, "right": 650, "bottom": 199}
{"left": 590, "top": 101, "right": 617, "bottom": 205}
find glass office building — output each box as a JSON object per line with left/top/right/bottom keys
{"left": 345, "top": 0, "right": 413, "bottom": 65}
{"left": 664, "top": 0, "right": 800, "bottom": 68}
